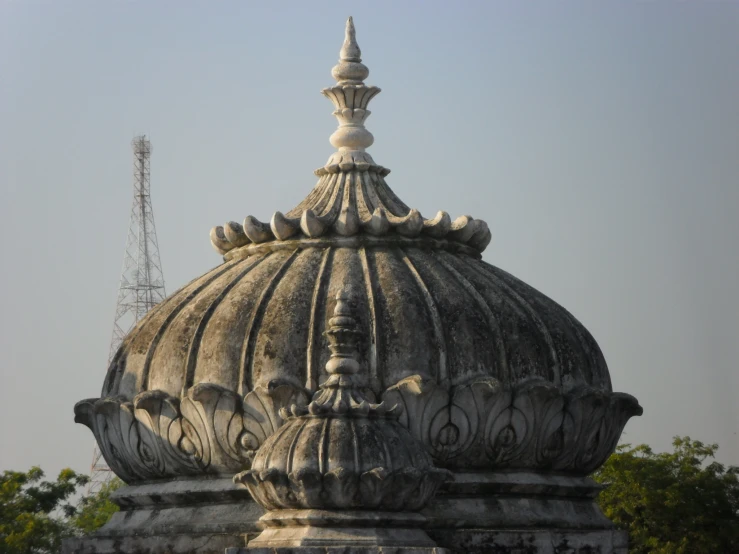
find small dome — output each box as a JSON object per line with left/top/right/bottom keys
{"left": 75, "top": 17, "right": 641, "bottom": 484}
{"left": 235, "top": 292, "right": 449, "bottom": 512}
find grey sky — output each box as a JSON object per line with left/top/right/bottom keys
{"left": 1, "top": 1, "right": 737, "bottom": 479}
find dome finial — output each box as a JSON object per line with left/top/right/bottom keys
{"left": 340, "top": 16, "right": 361, "bottom": 62}
{"left": 323, "top": 17, "right": 379, "bottom": 158}
{"left": 331, "top": 16, "right": 369, "bottom": 84}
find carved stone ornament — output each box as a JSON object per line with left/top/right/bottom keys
{"left": 209, "top": 17, "right": 490, "bottom": 257}
{"left": 234, "top": 290, "right": 451, "bottom": 550}
{"left": 384, "top": 376, "right": 642, "bottom": 473}
{"left": 68, "top": 15, "right": 643, "bottom": 554}
{"left": 75, "top": 381, "right": 309, "bottom": 481}
{"left": 75, "top": 14, "right": 642, "bottom": 489}
{"left": 74, "top": 374, "right": 640, "bottom": 482}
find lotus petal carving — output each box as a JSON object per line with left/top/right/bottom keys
{"left": 74, "top": 381, "right": 308, "bottom": 482}
{"left": 235, "top": 465, "right": 448, "bottom": 513}
{"left": 383, "top": 376, "right": 642, "bottom": 474}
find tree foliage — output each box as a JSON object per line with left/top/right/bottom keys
{"left": 593, "top": 436, "right": 739, "bottom": 554}
{"left": 0, "top": 467, "right": 88, "bottom": 554}
{"left": 0, "top": 467, "right": 122, "bottom": 553}
{"left": 72, "top": 477, "right": 122, "bottom": 534}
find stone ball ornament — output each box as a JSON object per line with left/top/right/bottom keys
{"left": 69, "top": 16, "right": 643, "bottom": 554}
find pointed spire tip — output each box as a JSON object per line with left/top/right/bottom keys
{"left": 340, "top": 16, "right": 361, "bottom": 62}
{"left": 332, "top": 16, "right": 368, "bottom": 84}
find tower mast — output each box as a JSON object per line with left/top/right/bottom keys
{"left": 88, "top": 135, "right": 166, "bottom": 493}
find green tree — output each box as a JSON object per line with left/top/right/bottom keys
{"left": 72, "top": 477, "right": 122, "bottom": 534}
{"left": 0, "top": 467, "right": 88, "bottom": 554}
{"left": 593, "top": 436, "right": 739, "bottom": 553}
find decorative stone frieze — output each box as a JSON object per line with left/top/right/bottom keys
{"left": 75, "top": 373, "right": 640, "bottom": 482}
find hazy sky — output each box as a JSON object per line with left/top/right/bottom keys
{"left": 1, "top": 1, "right": 738, "bottom": 479}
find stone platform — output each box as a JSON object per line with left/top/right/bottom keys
{"left": 423, "top": 471, "right": 627, "bottom": 553}
{"left": 240, "top": 544, "right": 449, "bottom": 553}
{"left": 62, "top": 471, "right": 627, "bottom": 554}
{"left": 61, "top": 477, "right": 261, "bottom": 554}
{"left": 227, "top": 529, "right": 625, "bottom": 554}
{"left": 226, "top": 546, "right": 453, "bottom": 554}
{"left": 428, "top": 529, "right": 627, "bottom": 554}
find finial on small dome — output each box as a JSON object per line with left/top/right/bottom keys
{"left": 331, "top": 16, "right": 369, "bottom": 84}
{"left": 324, "top": 289, "right": 362, "bottom": 377}
{"left": 274, "top": 286, "right": 394, "bottom": 417}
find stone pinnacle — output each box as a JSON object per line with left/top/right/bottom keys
{"left": 331, "top": 16, "right": 369, "bottom": 84}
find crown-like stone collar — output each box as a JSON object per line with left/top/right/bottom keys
{"left": 211, "top": 17, "right": 491, "bottom": 257}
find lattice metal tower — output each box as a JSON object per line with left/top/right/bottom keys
{"left": 88, "top": 135, "right": 166, "bottom": 493}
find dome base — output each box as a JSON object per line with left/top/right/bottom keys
{"left": 61, "top": 471, "right": 626, "bottom": 554}
{"left": 423, "top": 470, "right": 627, "bottom": 553}
{"left": 234, "top": 546, "right": 448, "bottom": 554}
{"left": 61, "top": 477, "right": 261, "bottom": 554}
{"left": 427, "top": 529, "right": 627, "bottom": 554}
{"left": 245, "top": 509, "right": 443, "bottom": 551}
{"left": 423, "top": 470, "right": 614, "bottom": 530}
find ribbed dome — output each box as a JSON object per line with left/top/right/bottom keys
{"left": 104, "top": 244, "right": 610, "bottom": 400}
{"left": 75, "top": 17, "right": 640, "bottom": 484}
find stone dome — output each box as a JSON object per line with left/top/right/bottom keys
{"left": 103, "top": 239, "right": 610, "bottom": 398}
{"left": 75, "top": 18, "right": 641, "bottom": 485}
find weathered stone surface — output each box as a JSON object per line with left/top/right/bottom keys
{"left": 386, "top": 378, "right": 640, "bottom": 472}
{"left": 78, "top": 14, "right": 641, "bottom": 484}
{"left": 210, "top": 26, "right": 489, "bottom": 255}
{"left": 75, "top": 380, "right": 308, "bottom": 481}
{"left": 427, "top": 529, "right": 628, "bottom": 554}
{"left": 234, "top": 292, "right": 449, "bottom": 551}
{"left": 64, "top": 534, "right": 244, "bottom": 554}
{"left": 76, "top": 240, "right": 640, "bottom": 482}
{"left": 97, "top": 244, "right": 617, "bottom": 413}
{"left": 423, "top": 471, "right": 615, "bottom": 531}
{"left": 246, "top": 510, "right": 439, "bottom": 550}
{"left": 420, "top": 471, "right": 626, "bottom": 552}
{"left": 226, "top": 546, "right": 451, "bottom": 554}
{"left": 61, "top": 471, "right": 623, "bottom": 553}
{"left": 69, "top": 16, "right": 642, "bottom": 554}
{"left": 61, "top": 478, "right": 259, "bottom": 554}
